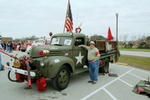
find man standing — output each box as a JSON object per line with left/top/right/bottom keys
{"left": 0, "top": 41, "right": 4, "bottom": 70}
{"left": 80, "top": 41, "right": 100, "bottom": 84}
{"left": 10, "top": 41, "right": 13, "bottom": 52}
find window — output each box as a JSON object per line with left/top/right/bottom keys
{"left": 51, "top": 37, "right": 72, "bottom": 46}
{"left": 75, "top": 38, "right": 84, "bottom": 46}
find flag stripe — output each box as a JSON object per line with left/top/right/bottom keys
{"left": 64, "top": 0, "right": 73, "bottom": 32}
{"left": 65, "top": 18, "right": 73, "bottom": 31}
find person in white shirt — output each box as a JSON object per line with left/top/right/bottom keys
{"left": 0, "top": 41, "right": 4, "bottom": 70}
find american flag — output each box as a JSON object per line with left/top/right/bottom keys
{"left": 65, "top": 0, "right": 73, "bottom": 32}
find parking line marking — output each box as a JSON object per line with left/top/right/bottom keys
{"left": 128, "top": 73, "right": 146, "bottom": 80}
{"left": 103, "top": 88, "right": 117, "bottom": 100}
{"left": 80, "top": 68, "right": 134, "bottom": 100}
{"left": 118, "top": 79, "right": 133, "bottom": 87}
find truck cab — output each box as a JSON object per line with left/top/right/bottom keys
{"left": 30, "top": 33, "right": 89, "bottom": 75}
{"left": 29, "top": 33, "right": 91, "bottom": 89}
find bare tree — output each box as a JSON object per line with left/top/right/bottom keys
{"left": 123, "top": 34, "right": 128, "bottom": 42}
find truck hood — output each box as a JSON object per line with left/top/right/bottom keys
{"left": 30, "top": 45, "right": 72, "bottom": 58}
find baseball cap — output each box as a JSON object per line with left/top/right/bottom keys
{"left": 90, "top": 41, "right": 95, "bottom": 45}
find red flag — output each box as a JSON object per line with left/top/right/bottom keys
{"left": 107, "top": 27, "right": 113, "bottom": 40}
{"left": 65, "top": 0, "right": 73, "bottom": 32}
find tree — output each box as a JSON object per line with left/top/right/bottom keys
{"left": 146, "top": 36, "right": 150, "bottom": 41}
{"left": 23, "top": 35, "right": 38, "bottom": 41}
{"left": 123, "top": 34, "right": 128, "bottom": 42}
{"left": 146, "top": 36, "right": 150, "bottom": 48}
{"left": 14, "top": 35, "right": 39, "bottom": 42}
{"left": 136, "top": 35, "right": 150, "bottom": 48}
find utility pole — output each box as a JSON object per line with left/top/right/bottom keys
{"left": 115, "top": 13, "right": 119, "bottom": 62}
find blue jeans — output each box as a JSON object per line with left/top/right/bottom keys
{"left": 88, "top": 60, "right": 99, "bottom": 81}
{"left": 0, "top": 54, "right": 4, "bottom": 70}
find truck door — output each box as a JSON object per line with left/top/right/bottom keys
{"left": 73, "top": 37, "right": 88, "bottom": 68}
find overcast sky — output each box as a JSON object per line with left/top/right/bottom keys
{"left": 0, "top": 0, "right": 150, "bottom": 40}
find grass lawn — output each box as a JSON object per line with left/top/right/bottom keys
{"left": 118, "top": 55, "right": 150, "bottom": 71}
{"left": 119, "top": 48, "right": 150, "bottom": 52}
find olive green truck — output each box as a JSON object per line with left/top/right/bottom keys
{"left": 7, "top": 32, "right": 119, "bottom": 91}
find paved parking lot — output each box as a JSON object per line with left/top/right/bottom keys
{"left": 0, "top": 51, "right": 150, "bottom": 100}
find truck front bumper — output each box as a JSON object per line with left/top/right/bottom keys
{"left": 8, "top": 67, "right": 36, "bottom": 77}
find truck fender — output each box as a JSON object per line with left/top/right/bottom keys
{"left": 46, "top": 56, "right": 75, "bottom": 78}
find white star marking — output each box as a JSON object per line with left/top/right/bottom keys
{"left": 75, "top": 52, "right": 84, "bottom": 64}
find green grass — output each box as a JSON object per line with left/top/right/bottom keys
{"left": 119, "top": 48, "right": 150, "bottom": 52}
{"left": 119, "top": 55, "right": 150, "bottom": 71}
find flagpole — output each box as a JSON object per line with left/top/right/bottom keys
{"left": 63, "top": 0, "right": 70, "bottom": 33}
{"left": 116, "top": 13, "right": 119, "bottom": 46}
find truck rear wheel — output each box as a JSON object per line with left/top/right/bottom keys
{"left": 52, "top": 65, "right": 70, "bottom": 90}
{"left": 99, "top": 60, "right": 109, "bottom": 73}
{"left": 104, "top": 61, "right": 109, "bottom": 73}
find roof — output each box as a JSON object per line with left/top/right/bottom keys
{"left": 52, "top": 32, "right": 86, "bottom": 38}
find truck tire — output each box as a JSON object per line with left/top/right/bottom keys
{"left": 99, "top": 59, "right": 109, "bottom": 73}
{"left": 104, "top": 61, "right": 109, "bottom": 73}
{"left": 52, "top": 65, "right": 70, "bottom": 91}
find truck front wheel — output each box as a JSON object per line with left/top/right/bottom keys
{"left": 52, "top": 65, "right": 70, "bottom": 90}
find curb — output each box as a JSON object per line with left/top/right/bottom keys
{"left": 114, "top": 62, "right": 129, "bottom": 66}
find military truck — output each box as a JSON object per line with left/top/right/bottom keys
{"left": 7, "top": 32, "right": 119, "bottom": 90}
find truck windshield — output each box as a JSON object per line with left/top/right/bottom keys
{"left": 51, "top": 37, "right": 72, "bottom": 46}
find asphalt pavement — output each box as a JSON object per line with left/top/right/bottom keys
{"left": 120, "top": 51, "right": 150, "bottom": 57}
{"left": 0, "top": 51, "right": 150, "bottom": 100}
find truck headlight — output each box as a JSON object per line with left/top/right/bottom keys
{"left": 40, "top": 62, "right": 45, "bottom": 67}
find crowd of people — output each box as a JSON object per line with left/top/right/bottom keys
{"left": 0, "top": 37, "right": 50, "bottom": 54}
{"left": 0, "top": 41, "right": 32, "bottom": 53}
{"left": 0, "top": 40, "right": 15, "bottom": 70}
{"left": 0, "top": 40, "right": 27, "bottom": 71}
{"left": 0, "top": 41, "right": 13, "bottom": 53}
